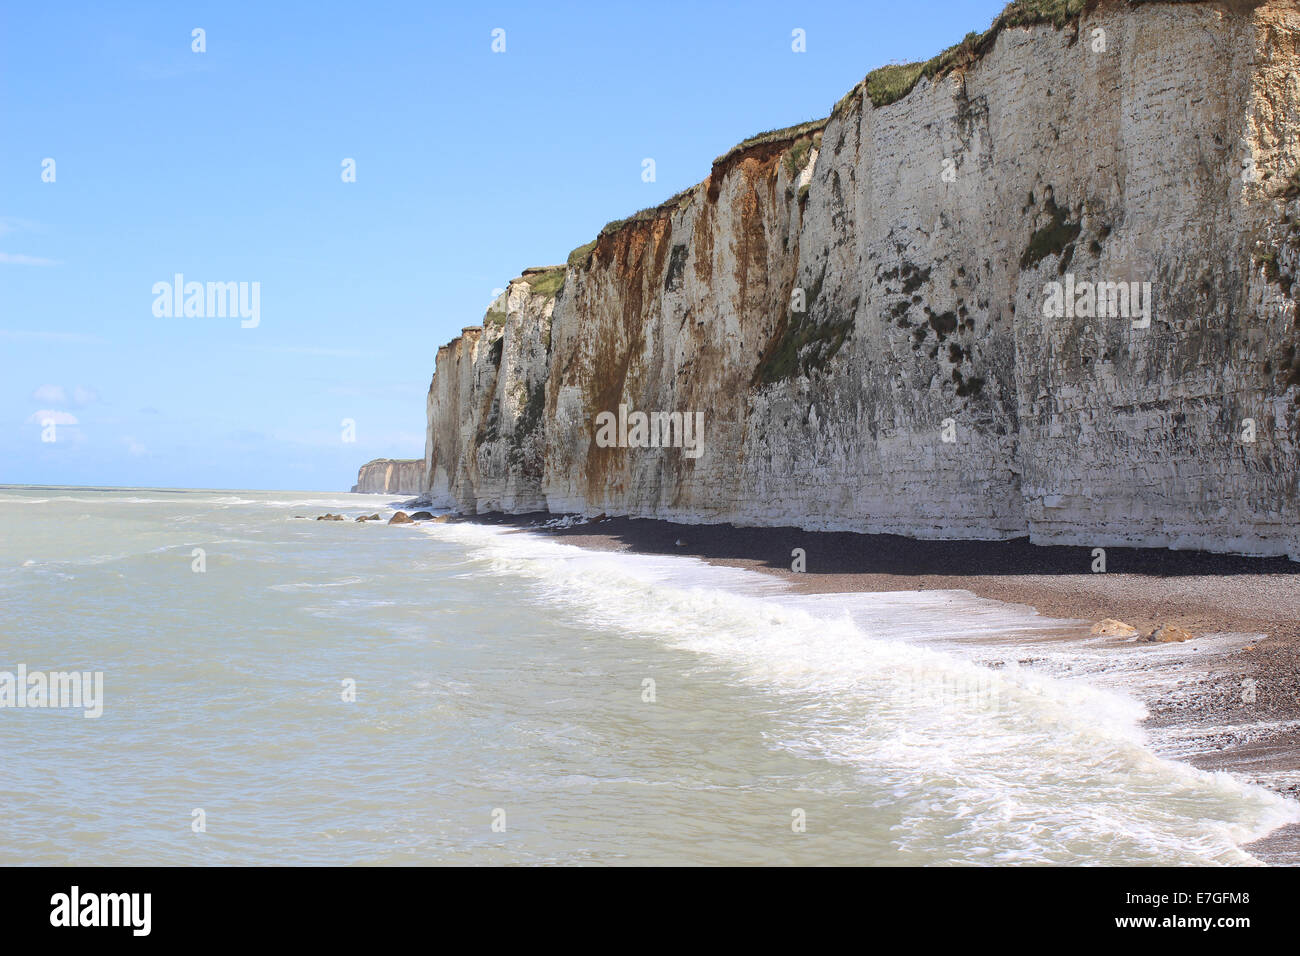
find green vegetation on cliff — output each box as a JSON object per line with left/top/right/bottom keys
{"left": 1002, "top": 0, "right": 1090, "bottom": 29}
{"left": 753, "top": 266, "right": 855, "bottom": 386}
{"left": 1020, "top": 194, "right": 1082, "bottom": 270}
{"left": 598, "top": 187, "right": 697, "bottom": 239}
{"left": 522, "top": 266, "right": 566, "bottom": 299}
{"left": 833, "top": 0, "right": 1117, "bottom": 114}
{"left": 567, "top": 240, "right": 598, "bottom": 270}
{"left": 783, "top": 130, "right": 823, "bottom": 179}
{"left": 712, "top": 119, "right": 829, "bottom": 168}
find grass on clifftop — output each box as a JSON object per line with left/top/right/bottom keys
{"left": 713, "top": 119, "right": 829, "bottom": 167}
{"left": 837, "top": 30, "right": 985, "bottom": 114}
{"left": 567, "top": 240, "right": 598, "bottom": 270}
{"left": 599, "top": 187, "right": 696, "bottom": 238}
{"left": 561, "top": 187, "right": 700, "bottom": 265}
{"left": 578, "top": 122, "right": 827, "bottom": 260}
{"left": 1001, "top": 0, "right": 1089, "bottom": 29}
{"left": 522, "top": 266, "right": 566, "bottom": 299}
{"left": 834, "top": 0, "right": 1094, "bottom": 113}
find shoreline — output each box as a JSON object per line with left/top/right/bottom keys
{"left": 448, "top": 509, "right": 1300, "bottom": 864}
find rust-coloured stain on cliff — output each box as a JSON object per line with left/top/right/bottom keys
{"left": 580, "top": 216, "right": 674, "bottom": 500}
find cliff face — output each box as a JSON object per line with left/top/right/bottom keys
{"left": 424, "top": 272, "right": 556, "bottom": 512}
{"left": 423, "top": 0, "right": 1300, "bottom": 558}
{"left": 352, "top": 458, "right": 424, "bottom": 495}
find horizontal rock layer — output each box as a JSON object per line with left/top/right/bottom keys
{"left": 423, "top": 0, "right": 1300, "bottom": 559}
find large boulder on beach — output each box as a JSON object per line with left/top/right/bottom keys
{"left": 410, "top": 511, "right": 434, "bottom": 521}
{"left": 1091, "top": 618, "right": 1139, "bottom": 638}
{"left": 388, "top": 511, "right": 413, "bottom": 525}
{"left": 1148, "top": 624, "right": 1194, "bottom": 643}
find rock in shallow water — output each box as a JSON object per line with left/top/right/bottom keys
{"left": 388, "top": 511, "right": 413, "bottom": 525}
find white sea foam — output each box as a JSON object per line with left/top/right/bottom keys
{"left": 421, "top": 520, "right": 1300, "bottom": 864}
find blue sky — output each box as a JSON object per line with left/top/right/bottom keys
{"left": 1, "top": 0, "right": 1007, "bottom": 491}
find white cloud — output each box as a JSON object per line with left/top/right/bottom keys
{"left": 72, "top": 386, "right": 99, "bottom": 406}
{"left": 32, "top": 384, "right": 67, "bottom": 404}
{"left": 0, "top": 252, "right": 61, "bottom": 266}
{"left": 27, "top": 410, "right": 78, "bottom": 426}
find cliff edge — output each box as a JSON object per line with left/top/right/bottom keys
{"left": 422, "top": 0, "right": 1300, "bottom": 558}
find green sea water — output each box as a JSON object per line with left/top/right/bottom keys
{"left": 0, "top": 486, "right": 1294, "bottom": 865}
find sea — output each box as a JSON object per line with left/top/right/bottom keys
{"left": 1, "top": 486, "right": 1296, "bottom": 865}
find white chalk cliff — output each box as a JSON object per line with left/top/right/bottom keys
{"left": 352, "top": 458, "right": 424, "bottom": 495}
{"left": 420, "top": 0, "right": 1300, "bottom": 558}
